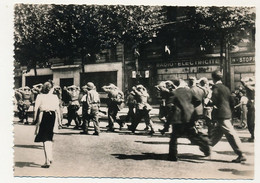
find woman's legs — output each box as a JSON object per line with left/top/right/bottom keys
{"left": 43, "top": 141, "right": 53, "bottom": 165}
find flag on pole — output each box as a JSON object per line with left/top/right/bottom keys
{"left": 134, "top": 49, "right": 140, "bottom": 57}
{"left": 165, "top": 45, "right": 171, "bottom": 54}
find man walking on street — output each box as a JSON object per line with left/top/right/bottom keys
{"left": 127, "top": 84, "right": 155, "bottom": 135}
{"left": 167, "top": 79, "right": 210, "bottom": 161}
{"left": 102, "top": 84, "right": 124, "bottom": 132}
{"left": 210, "top": 70, "right": 246, "bottom": 163}
{"left": 64, "top": 85, "right": 81, "bottom": 129}
{"left": 241, "top": 77, "right": 255, "bottom": 142}
{"left": 81, "top": 82, "right": 101, "bottom": 135}
{"left": 80, "top": 85, "right": 90, "bottom": 134}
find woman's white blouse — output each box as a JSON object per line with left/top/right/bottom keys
{"left": 34, "top": 93, "right": 60, "bottom": 112}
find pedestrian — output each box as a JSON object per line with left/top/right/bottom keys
{"left": 167, "top": 79, "right": 210, "bottom": 161}
{"left": 197, "top": 77, "right": 214, "bottom": 137}
{"left": 234, "top": 90, "right": 248, "bottom": 128}
{"left": 124, "top": 90, "right": 136, "bottom": 125}
{"left": 188, "top": 77, "right": 206, "bottom": 119}
{"left": 31, "top": 83, "right": 43, "bottom": 125}
{"left": 80, "top": 82, "right": 101, "bottom": 135}
{"left": 231, "top": 91, "right": 241, "bottom": 124}
{"left": 64, "top": 85, "right": 81, "bottom": 129}
{"left": 53, "top": 85, "right": 64, "bottom": 128}
{"left": 102, "top": 83, "right": 124, "bottom": 132}
{"left": 156, "top": 80, "right": 176, "bottom": 135}
{"left": 14, "top": 88, "right": 24, "bottom": 123}
{"left": 18, "top": 86, "right": 33, "bottom": 124}
{"left": 127, "top": 84, "right": 155, "bottom": 135}
{"left": 156, "top": 82, "right": 168, "bottom": 126}
{"left": 241, "top": 77, "right": 255, "bottom": 142}
{"left": 34, "top": 81, "right": 61, "bottom": 168}
{"left": 80, "top": 85, "right": 90, "bottom": 133}
{"left": 210, "top": 70, "right": 246, "bottom": 163}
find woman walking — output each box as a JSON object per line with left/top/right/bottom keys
{"left": 34, "top": 81, "right": 61, "bottom": 168}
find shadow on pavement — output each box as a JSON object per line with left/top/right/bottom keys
{"left": 55, "top": 132, "right": 82, "bottom": 135}
{"left": 112, "top": 153, "right": 169, "bottom": 161}
{"left": 14, "top": 144, "right": 43, "bottom": 149}
{"left": 134, "top": 140, "right": 189, "bottom": 146}
{"left": 135, "top": 140, "right": 169, "bottom": 145}
{"left": 110, "top": 129, "right": 171, "bottom": 138}
{"left": 218, "top": 168, "right": 254, "bottom": 177}
{"left": 112, "top": 152, "right": 236, "bottom": 164}
{"left": 112, "top": 152, "right": 205, "bottom": 162}
{"left": 215, "top": 150, "right": 254, "bottom": 156}
{"left": 15, "top": 161, "right": 42, "bottom": 168}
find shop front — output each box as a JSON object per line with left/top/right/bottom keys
{"left": 229, "top": 54, "right": 255, "bottom": 91}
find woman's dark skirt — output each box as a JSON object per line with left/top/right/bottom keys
{"left": 34, "top": 111, "right": 56, "bottom": 142}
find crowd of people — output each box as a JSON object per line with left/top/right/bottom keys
{"left": 14, "top": 69, "right": 255, "bottom": 167}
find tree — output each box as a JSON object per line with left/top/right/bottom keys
{"left": 114, "top": 5, "right": 166, "bottom": 79}
{"left": 14, "top": 4, "right": 53, "bottom": 76}
{"left": 49, "top": 5, "right": 166, "bottom": 73}
{"left": 14, "top": 5, "right": 166, "bottom": 75}
{"left": 186, "top": 7, "right": 255, "bottom": 84}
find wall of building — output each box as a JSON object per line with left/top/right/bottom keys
{"left": 50, "top": 65, "right": 81, "bottom": 86}
{"left": 156, "top": 58, "right": 221, "bottom": 84}
{"left": 83, "top": 62, "right": 123, "bottom": 91}
{"left": 230, "top": 54, "right": 255, "bottom": 91}
{"left": 22, "top": 68, "right": 53, "bottom": 87}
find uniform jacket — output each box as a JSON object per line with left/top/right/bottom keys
{"left": 133, "top": 87, "right": 152, "bottom": 111}
{"left": 190, "top": 85, "right": 206, "bottom": 116}
{"left": 87, "top": 89, "right": 100, "bottom": 113}
{"left": 106, "top": 89, "right": 124, "bottom": 111}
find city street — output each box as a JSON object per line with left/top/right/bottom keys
{"left": 13, "top": 109, "right": 254, "bottom": 179}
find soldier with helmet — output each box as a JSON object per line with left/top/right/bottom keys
{"left": 156, "top": 80, "right": 176, "bottom": 135}
{"left": 64, "top": 85, "right": 81, "bottom": 129}
{"left": 17, "top": 86, "right": 33, "bottom": 124}
{"left": 127, "top": 84, "right": 155, "bottom": 135}
{"left": 102, "top": 83, "right": 124, "bottom": 132}
{"left": 80, "top": 82, "right": 101, "bottom": 135}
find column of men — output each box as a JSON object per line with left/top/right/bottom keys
{"left": 154, "top": 70, "right": 252, "bottom": 163}
{"left": 14, "top": 69, "right": 254, "bottom": 163}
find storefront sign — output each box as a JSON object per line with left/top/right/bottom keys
{"left": 132, "top": 71, "right": 136, "bottom": 78}
{"left": 231, "top": 56, "right": 255, "bottom": 64}
{"left": 145, "top": 70, "right": 149, "bottom": 78}
{"left": 156, "top": 58, "right": 220, "bottom": 68}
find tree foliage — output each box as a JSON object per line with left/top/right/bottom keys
{"left": 14, "top": 4, "right": 166, "bottom": 73}
{"left": 14, "top": 4, "right": 53, "bottom": 74}
{"left": 186, "top": 6, "right": 255, "bottom": 49}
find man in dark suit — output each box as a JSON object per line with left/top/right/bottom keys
{"left": 210, "top": 70, "right": 246, "bottom": 163}
{"left": 168, "top": 80, "right": 210, "bottom": 161}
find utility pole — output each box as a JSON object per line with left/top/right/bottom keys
{"left": 134, "top": 48, "right": 140, "bottom": 85}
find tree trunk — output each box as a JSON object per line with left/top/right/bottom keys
{"left": 225, "top": 42, "right": 231, "bottom": 88}
{"left": 219, "top": 31, "right": 226, "bottom": 84}
{"left": 81, "top": 54, "right": 85, "bottom": 73}
{"left": 220, "top": 33, "right": 224, "bottom": 71}
{"left": 34, "top": 66, "right": 37, "bottom": 76}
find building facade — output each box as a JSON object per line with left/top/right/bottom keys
{"left": 15, "top": 8, "right": 255, "bottom": 103}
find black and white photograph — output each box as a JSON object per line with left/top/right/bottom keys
{"left": 0, "top": 0, "right": 258, "bottom": 182}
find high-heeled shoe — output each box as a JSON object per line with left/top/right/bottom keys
{"left": 41, "top": 164, "right": 50, "bottom": 168}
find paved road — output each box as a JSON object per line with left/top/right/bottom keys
{"left": 13, "top": 115, "right": 254, "bottom": 179}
